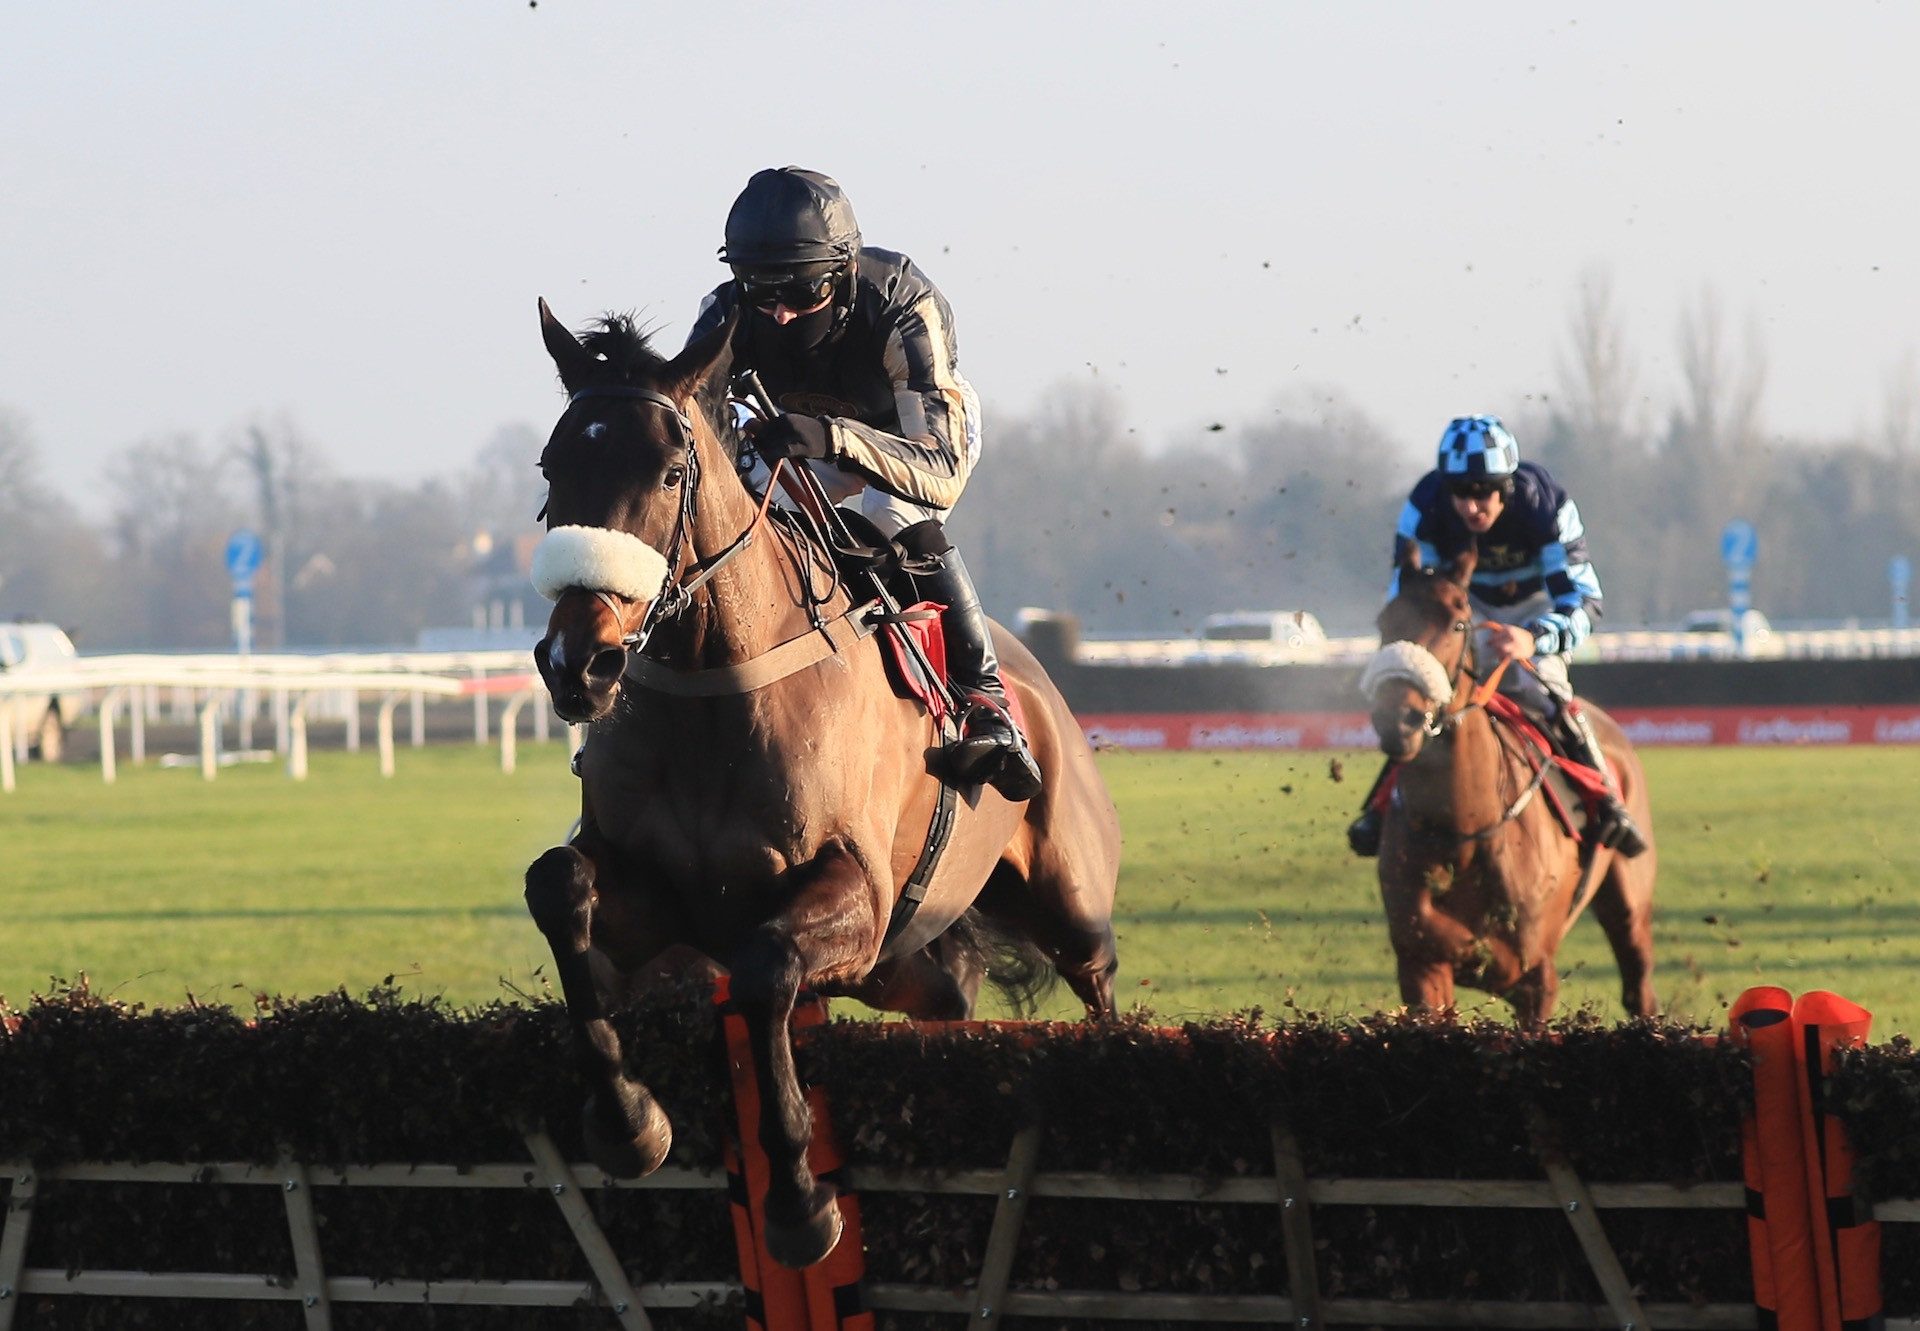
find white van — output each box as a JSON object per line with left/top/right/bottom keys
{"left": 0, "top": 622, "right": 86, "bottom": 760}
{"left": 1199, "top": 610, "right": 1329, "bottom": 650}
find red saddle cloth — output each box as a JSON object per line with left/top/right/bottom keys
{"left": 1367, "top": 695, "right": 1616, "bottom": 844}
{"left": 876, "top": 601, "right": 1025, "bottom": 734}
{"left": 1483, "top": 693, "right": 1616, "bottom": 834}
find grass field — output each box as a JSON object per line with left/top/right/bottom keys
{"left": 2, "top": 742, "right": 1915, "bottom": 1033}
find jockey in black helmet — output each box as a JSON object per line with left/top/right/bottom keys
{"left": 1347, "top": 415, "right": 1648, "bottom": 859}
{"left": 687, "top": 166, "right": 1043, "bottom": 802}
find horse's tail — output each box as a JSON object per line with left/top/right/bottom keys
{"left": 940, "top": 909, "right": 1058, "bottom": 1018}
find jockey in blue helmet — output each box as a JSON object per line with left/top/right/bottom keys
{"left": 1347, "top": 414, "right": 1648, "bottom": 858}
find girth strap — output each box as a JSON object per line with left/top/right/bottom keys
{"left": 881, "top": 772, "right": 960, "bottom": 953}
{"left": 621, "top": 599, "right": 882, "bottom": 697}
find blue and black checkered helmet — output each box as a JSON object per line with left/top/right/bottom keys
{"left": 1436, "top": 415, "right": 1520, "bottom": 489}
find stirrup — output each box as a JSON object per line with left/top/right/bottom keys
{"left": 1594, "top": 800, "right": 1648, "bottom": 858}
{"left": 945, "top": 697, "right": 1043, "bottom": 801}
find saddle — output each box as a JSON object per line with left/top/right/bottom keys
{"left": 1482, "top": 693, "right": 1616, "bottom": 852}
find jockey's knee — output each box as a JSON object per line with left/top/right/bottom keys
{"left": 894, "top": 517, "right": 952, "bottom": 560}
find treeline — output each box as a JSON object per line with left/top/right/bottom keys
{"left": 4, "top": 281, "right": 1916, "bottom": 649}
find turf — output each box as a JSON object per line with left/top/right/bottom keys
{"left": 1, "top": 743, "right": 1913, "bottom": 1033}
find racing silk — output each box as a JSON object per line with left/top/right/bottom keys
{"left": 690, "top": 246, "right": 982, "bottom": 511}
{"left": 1387, "top": 460, "right": 1603, "bottom": 656}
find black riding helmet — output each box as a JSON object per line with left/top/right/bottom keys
{"left": 719, "top": 168, "right": 861, "bottom": 348}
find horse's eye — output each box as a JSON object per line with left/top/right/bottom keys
{"left": 663, "top": 466, "right": 685, "bottom": 489}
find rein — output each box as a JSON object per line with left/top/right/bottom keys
{"left": 567, "top": 385, "right": 795, "bottom": 660}
{"left": 1387, "top": 628, "right": 1543, "bottom": 844}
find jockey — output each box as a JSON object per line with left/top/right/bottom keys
{"left": 687, "top": 166, "right": 1043, "bottom": 801}
{"left": 1347, "top": 414, "right": 1648, "bottom": 859}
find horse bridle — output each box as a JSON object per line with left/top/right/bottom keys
{"left": 1413, "top": 613, "right": 1553, "bottom": 842}
{"left": 565, "top": 384, "right": 791, "bottom": 657}
{"left": 1409, "top": 611, "right": 1479, "bottom": 739}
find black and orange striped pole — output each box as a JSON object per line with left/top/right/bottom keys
{"left": 1732, "top": 986, "right": 1822, "bottom": 1331}
{"left": 1789, "top": 991, "right": 1880, "bottom": 1331}
{"left": 715, "top": 978, "right": 871, "bottom": 1331}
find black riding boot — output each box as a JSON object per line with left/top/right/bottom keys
{"left": 1346, "top": 760, "right": 1395, "bottom": 857}
{"left": 1554, "top": 704, "right": 1648, "bottom": 857}
{"left": 914, "top": 547, "right": 1043, "bottom": 801}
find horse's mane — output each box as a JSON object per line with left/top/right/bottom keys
{"left": 574, "top": 313, "right": 734, "bottom": 444}
{"left": 577, "top": 314, "right": 667, "bottom": 383}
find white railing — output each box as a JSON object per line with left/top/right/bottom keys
{"left": 1071, "top": 627, "right": 1920, "bottom": 668}
{"left": 0, "top": 652, "right": 565, "bottom": 794}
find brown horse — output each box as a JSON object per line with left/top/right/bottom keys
{"left": 1361, "top": 545, "right": 1657, "bottom": 1026}
{"left": 522, "top": 300, "right": 1120, "bottom": 1268}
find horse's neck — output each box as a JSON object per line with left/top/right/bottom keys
{"left": 1405, "top": 705, "right": 1509, "bottom": 823}
{"left": 661, "top": 453, "right": 842, "bottom": 670}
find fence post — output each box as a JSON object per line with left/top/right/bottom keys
{"left": 971, "top": 1119, "right": 1045, "bottom": 1329}
{"left": 279, "top": 1158, "right": 332, "bottom": 1330}
{"left": 500, "top": 690, "right": 533, "bottom": 774}
{"left": 410, "top": 691, "right": 425, "bottom": 748}
{"left": 376, "top": 693, "right": 401, "bottom": 778}
{"left": 131, "top": 683, "right": 147, "bottom": 765}
{"left": 523, "top": 1130, "right": 653, "bottom": 1330}
{"left": 98, "top": 687, "right": 122, "bottom": 785}
{"left": 1270, "top": 1119, "right": 1322, "bottom": 1329}
{"left": 288, "top": 696, "right": 310, "bottom": 781}
{"left": 1529, "top": 1107, "right": 1648, "bottom": 1330}
{"left": 0, "top": 1167, "right": 37, "bottom": 1331}
{"left": 0, "top": 708, "right": 14, "bottom": 794}
{"left": 198, "top": 693, "right": 221, "bottom": 781}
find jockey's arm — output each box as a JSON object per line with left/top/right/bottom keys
{"left": 824, "top": 293, "right": 977, "bottom": 510}
{"left": 1526, "top": 496, "right": 1602, "bottom": 655}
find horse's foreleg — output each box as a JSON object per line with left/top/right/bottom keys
{"left": 1505, "top": 960, "right": 1560, "bottom": 1030}
{"left": 730, "top": 845, "right": 877, "bottom": 1269}
{"left": 524, "top": 844, "right": 672, "bottom": 1179}
{"left": 1592, "top": 862, "right": 1658, "bottom": 1018}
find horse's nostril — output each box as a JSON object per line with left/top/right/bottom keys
{"left": 584, "top": 647, "right": 626, "bottom": 687}
{"left": 1404, "top": 707, "right": 1427, "bottom": 731}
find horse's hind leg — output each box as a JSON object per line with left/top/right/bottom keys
{"left": 524, "top": 844, "right": 672, "bottom": 1178}
{"left": 730, "top": 845, "right": 877, "bottom": 1269}
{"left": 981, "top": 860, "right": 1118, "bottom": 1019}
{"left": 1591, "top": 861, "right": 1658, "bottom": 1018}
{"left": 851, "top": 939, "right": 981, "bottom": 1020}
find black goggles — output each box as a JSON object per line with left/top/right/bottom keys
{"left": 736, "top": 268, "right": 839, "bottom": 312}
{"left": 1447, "top": 478, "right": 1512, "bottom": 500}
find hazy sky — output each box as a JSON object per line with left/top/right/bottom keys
{"left": 8, "top": 3, "right": 1920, "bottom": 510}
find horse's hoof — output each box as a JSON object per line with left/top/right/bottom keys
{"left": 581, "top": 1092, "right": 672, "bottom": 1179}
{"left": 765, "top": 1194, "right": 845, "bottom": 1269}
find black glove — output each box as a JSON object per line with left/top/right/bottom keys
{"left": 752, "top": 413, "right": 834, "bottom": 461}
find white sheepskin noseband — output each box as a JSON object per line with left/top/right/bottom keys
{"left": 1358, "top": 640, "right": 1454, "bottom": 705}
{"left": 530, "top": 525, "right": 670, "bottom": 602}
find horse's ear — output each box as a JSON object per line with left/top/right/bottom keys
{"left": 1393, "top": 535, "right": 1422, "bottom": 575}
{"left": 1445, "top": 541, "right": 1479, "bottom": 588}
{"left": 662, "top": 306, "right": 739, "bottom": 400}
{"left": 539, "top": 297, "right": 599, "bottom": 392}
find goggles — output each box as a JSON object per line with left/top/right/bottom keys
{"left": 1447, "top": 478, "right": 1512, "bottom": 500}
{"left": 736, "top": 267, "right": 839, "bottom": 313}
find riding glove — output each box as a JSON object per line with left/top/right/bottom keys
{"left": 753, "top": 414, "right": 835, "bottom": 461}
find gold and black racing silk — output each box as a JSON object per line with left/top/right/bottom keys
{"left": 689, "top": 247, "right": 978, "bottom": 511}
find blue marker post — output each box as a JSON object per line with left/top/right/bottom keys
{"left": 1720, "top": 519, "right": 1758, "bottom": 655}
{"left": 1893, "top": 555, "right": 1912, "bottom": 631}
{"left": 225, "top": 529, "right": 265, "bottom": 752}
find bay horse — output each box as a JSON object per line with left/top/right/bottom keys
{"left": 523, "top": 300, "right": 1120, "bottom": 1268}
{"left": 1359, "top": 545, "right": 1657, "bottom": 1027}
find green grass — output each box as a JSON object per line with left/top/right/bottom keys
{"left": 3, "top": 743, "right": 1915, "bottom": 1033}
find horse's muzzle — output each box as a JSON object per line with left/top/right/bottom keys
{"left": 536, "top": 632, "right": 627, "bottom": 723}
{"left": 1370, "top": 695, "right": 1430, "bottom": 763}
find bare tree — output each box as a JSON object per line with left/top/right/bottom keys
{"left": 1555, "top": 266, "right": 1640, "bottom": 452}
{"left": 106, "top": 433, "right": 244, "bottom": 647}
